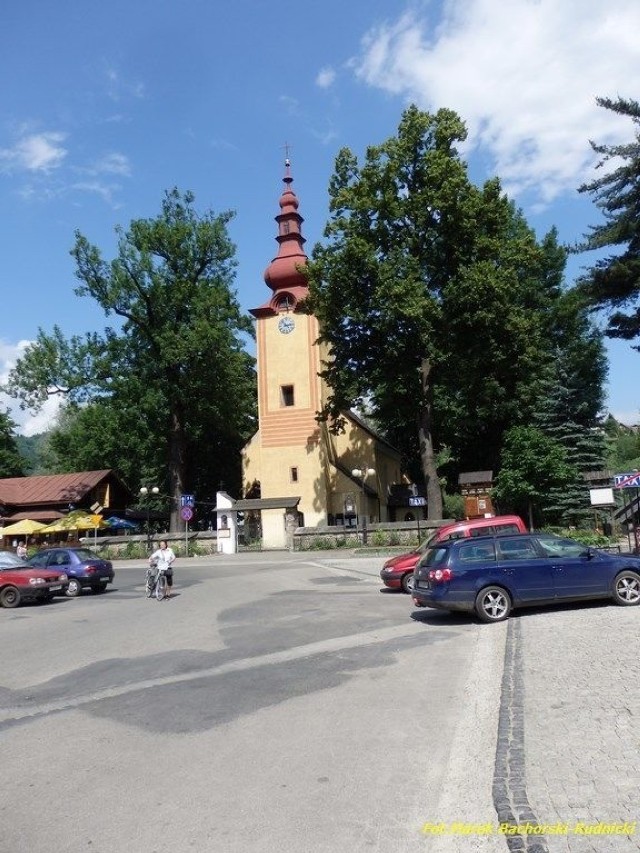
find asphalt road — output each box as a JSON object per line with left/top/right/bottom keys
{"left": 0, "top": 552, "right": 505, "bottom": 853}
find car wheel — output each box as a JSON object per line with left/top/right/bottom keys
{"left": 475, "top": 586, "right": 511, "bottom": 623}
{"left": 65, "top": 578, "right": 83, "bottom": 597}
{"left": 612, "top": 570, "right": 640, "bottom": 606}
{"left": 0, "top": 585, "right": 21, "bottom": 609}
{"left": 401, "top": 572, "right": 415, "bottom": 594}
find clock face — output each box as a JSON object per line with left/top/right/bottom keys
{"left": 278, "top": 316, "right": 295, "bottom": 334}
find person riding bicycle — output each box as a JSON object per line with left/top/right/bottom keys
{"left": 148, "top": 540, "right": 176, "bottom": 598}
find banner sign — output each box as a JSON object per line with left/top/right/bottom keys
{"left": 614, "top": 473, "right": 640, "bottom": 489}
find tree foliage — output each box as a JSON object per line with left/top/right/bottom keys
{"left": 5, "top": 189, "right": 256, "bottom": 529}
{"left": 577, "top": 96, "right": 640, "bottom": 347}
{"left": 0, "top": 410, "right": 25, "bottom": 478}
{"left": 493, "top": 426, "right": 574, "bottom": 528}
{"left": 306, "top": 105, "right": 602, "bottom": 518}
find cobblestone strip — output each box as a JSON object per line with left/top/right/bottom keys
{"left": 494, "top": 619, "right": 549, "bottom": 853}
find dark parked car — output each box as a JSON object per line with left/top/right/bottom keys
{"left": 412, "top": 533, "right": 640, "bottom": 622}
{"left": 28, "top": 548, "right": 114, "bottom": 597}
{"left": 0, "top": 551, "right": 68, "bottom": 608}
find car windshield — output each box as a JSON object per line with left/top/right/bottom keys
{"left": 420, "top": 546, "right": 450, "bottom": 568}
{"left": 414, "top": 531, "right": 440, "bottom": 554}
{"left": 0, "top": 553, "right": 31, "bottom": 568}
{"left": 73, "top": 549, "right": 99, "bottom": 561}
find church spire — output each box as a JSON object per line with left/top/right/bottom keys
{"left": 263, "top": 157, "right": 308, "bottom": 296}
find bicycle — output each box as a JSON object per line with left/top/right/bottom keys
{"left": 145, "top": 563, "right": 170, "bottom": 601}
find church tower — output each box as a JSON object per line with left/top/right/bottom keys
{"left": 241, "top": 159, "right": 402, "bottom": 548}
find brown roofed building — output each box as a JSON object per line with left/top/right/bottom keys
{"left": 0, "top": 470, "right": 133, "bottom": 523}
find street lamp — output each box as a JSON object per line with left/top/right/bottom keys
{"left": 351, "top": 467, "right": 375, "bottom": 545}
{"left": 139, "top": 486, "right": 159, "bottom": 550}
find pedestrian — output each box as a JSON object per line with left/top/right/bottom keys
{"left": 149, "top": 540, "right": 176, "bottom": 599}
{"left": 16, "top": 541, "right": 28, "bottom": 560}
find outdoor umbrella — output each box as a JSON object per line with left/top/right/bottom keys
{"left": 0, "top": 519, "right": 48, "bottom": 537}
{"left": 104, "top": 517, "right": 138, "bottom": 530}
{"left": 40, "top": 511, "right": 108, "bottom": 534}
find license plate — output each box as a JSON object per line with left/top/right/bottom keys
{"left": 100, "top": 577, "right": 109, "bottom": 583}
{"left": 417, "top": 580, "right": 431, "bottom": 590}
{"left": 49, "top": 585, "right": 62, "bottom": 591}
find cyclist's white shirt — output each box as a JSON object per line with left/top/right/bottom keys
{"left": 150, "top": 548, "right": 175, "bottom": 570}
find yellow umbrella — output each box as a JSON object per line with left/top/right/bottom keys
{"left": 41, "top": 511, "right": 107, "bottom": 534}
{"left": 0, "top": 519, "right": 48, "bottom": 537}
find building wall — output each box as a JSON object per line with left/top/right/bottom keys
{"left": 242, "top": 303, "right": 402, "bottom": 536}
{"left": 243, "top": 311, "right": 329, "bottom": 529}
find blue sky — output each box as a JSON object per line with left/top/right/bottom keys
{"left": 1, "top": 0, "right": 639, "bottom": 435}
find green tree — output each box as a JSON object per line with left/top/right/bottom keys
{"left": 532, "top": 309, "right": 608, "bottom": 524}
{"left": 493, "top": 426, "right": 574, "bottom": 528}
{"left": 0, "top": 409, "right": 25, "bottom": 478}
{"left": 5, "top": 189, "right": 256, "bottom": 529}
{"left": 306, "top": 106, "right": 580, "bottom": 517}
{"left": 577, "top": 97, "right": 640, "bottom": 347}
{"left": 604, "top": 415, "right": 640, "bottom": 472}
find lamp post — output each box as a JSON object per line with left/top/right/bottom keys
{"left": 139, "top": 486, "right": 159, "bottom": 550}
{"left": 351, "top": 467, "right": 375, "bottom": 546}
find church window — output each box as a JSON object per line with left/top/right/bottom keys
{"left": 281, "top": 385, "right": 295, "bottom": 406}
{"left": 276, "top": 293, "right": 294, "bottom": 311}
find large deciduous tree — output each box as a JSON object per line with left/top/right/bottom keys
{"left": 6, "top": 189, "right": 256, "bottom": 530}
{"left": 306, "top": 106, "right": 581, "bottom": 518}
{"left": 0, "top": 410, "right": 25, "bottom": 478}
{"left": 577, "top": 96, "right": 640, "bottom": 347}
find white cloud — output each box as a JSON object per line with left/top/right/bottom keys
{"left": 0, "top": 131, "right": 67, "bottom": 174}
{"left": 0, "top": 340, "right": 63, "bottom": 436}
{"left": 316, "top": 66, "right": 337, "bottom": 89}
{"left": 71, "top": 180, "right": 122, "bottom": 205}
{"left": 94, "top": 152, "right": 131, "bottom": 176}
{"left": 352, "top": 0, "right": 640, "bottom": 204}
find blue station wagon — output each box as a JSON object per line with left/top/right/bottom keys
{"left": 412, "top": 533, "right": 640, "bottom": 622}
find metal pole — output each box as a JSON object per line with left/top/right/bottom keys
{"left": 362, "top": 482, "right": 367, "bottom": 546}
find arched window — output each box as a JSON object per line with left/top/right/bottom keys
{"left": 276, "top": 293, "right": 294, "bottom": 312}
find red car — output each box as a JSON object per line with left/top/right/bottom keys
{"left": 380, "top": 515, "right": 527, "bottom": 593}
{"left": 0, "top": 552, "right": 68, "bottom": 608}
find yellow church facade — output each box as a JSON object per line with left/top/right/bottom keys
{"left": 241, "top": 161, "right": 403, "bottom": 548}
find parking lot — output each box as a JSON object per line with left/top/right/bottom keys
{"left": 2, "top": 551, "right": 638, "bottom": 853}
{"left": 0, "top": 552, "right": 505, "bottom": 853}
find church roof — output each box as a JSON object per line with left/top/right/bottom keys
{"left": 252, "top": 157, "right": 309, "bottom": 318}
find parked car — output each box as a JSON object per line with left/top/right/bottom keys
{"left": 380, "top": 515, "right": 527, "bottom": 593}
{"left": 411, "top": 532, "right": 640, "bottom": 622}
{"left": 0, "top": 551, "right": 68, "bottom": 608}
{"left": 28, "top": 548, "right": 114, "bottom": 597}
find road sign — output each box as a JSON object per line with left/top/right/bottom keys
{"left": 180, "top": 494, "right": 195, "bottom": 507}
{"left": 180, "top": 506, "right": 194, "bottom": 522}
{"left": 614, "top": 472, "right": 640, "bottom": 489}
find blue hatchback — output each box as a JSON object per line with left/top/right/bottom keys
{"left": 412, "top": 533, "right": 640, "bottom": 622}
{"left": 28, "top": 548, "right": 114, "bottom": 597}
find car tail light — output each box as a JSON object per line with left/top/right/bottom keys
{"left": 85, "top": 566, "right": 98, "bottom": 575}
{"left": 428, "top": 568, "right": 453, "bottom": 583}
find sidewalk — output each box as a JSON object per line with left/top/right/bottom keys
{"left": 520, "top": 603, "right": 640, "bottom": 852}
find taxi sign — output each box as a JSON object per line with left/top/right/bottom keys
{"left": 614, "top": 472, "right": 640, "bottom": 489}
